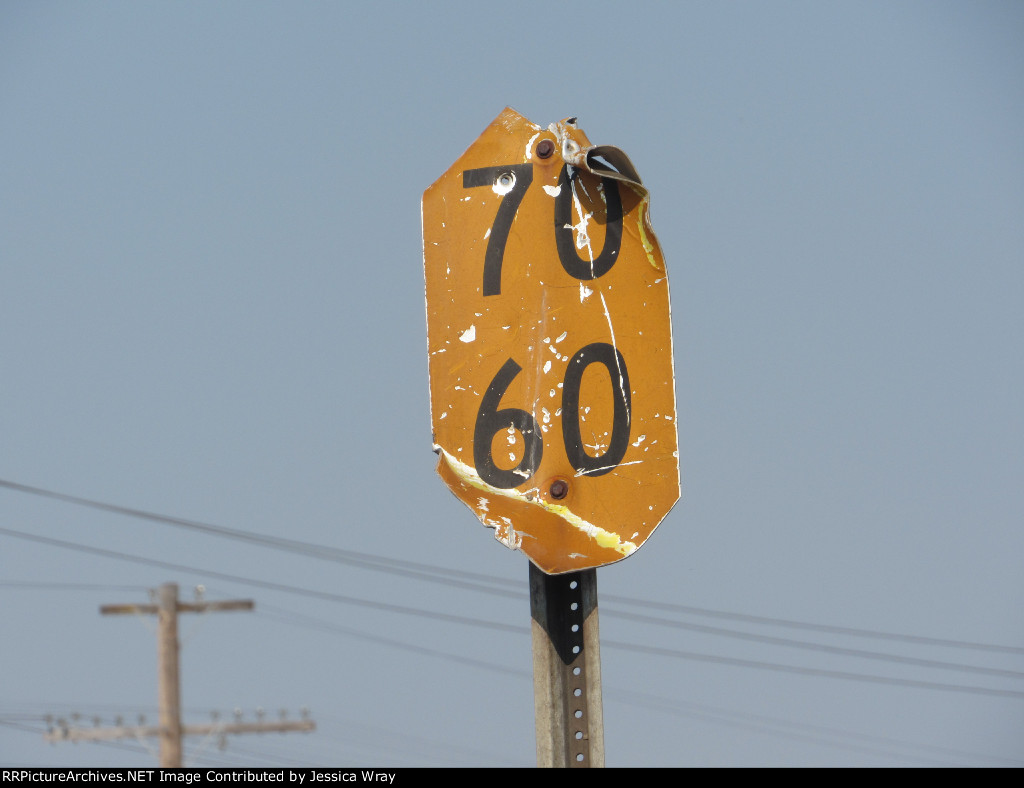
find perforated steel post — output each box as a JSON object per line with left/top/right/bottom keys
{"left": 530, "top": 563, "right": 605, "bottom": 767}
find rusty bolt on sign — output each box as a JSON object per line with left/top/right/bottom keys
{"left": 549, "top": 479, "right": 569, "bottom": 500}
{"left": 536, "top": 138, "right": 555, "bottom": 159}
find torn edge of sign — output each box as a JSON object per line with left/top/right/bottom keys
{"left": 434, "top": 446, "right": 638, "bottom": 559}
{"left": 636, "top": 194, "right": 662, "bottom": 270}
{"left": 547, "top": 118, "right": 663, "bottom": 271}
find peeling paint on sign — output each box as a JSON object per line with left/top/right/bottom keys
{"left": 423, "top": 107, "right": 679, "bottom": 574}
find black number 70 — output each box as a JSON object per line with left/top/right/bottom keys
{"left": 463, "top": 163, "right": 624, "bottom": 296}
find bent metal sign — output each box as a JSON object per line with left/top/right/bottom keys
{"left": 423, "top": 108, "right": 679, "bottom": 574}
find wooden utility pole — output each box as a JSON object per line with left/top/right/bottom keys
{"left": 45, "top": 582, "right": 314, "bottom": 766}
{"left": 157, "top": 582, "right": 183, "bottom": 766}
{"left": 530, "top": 565, "right": 604, "bottom": 767}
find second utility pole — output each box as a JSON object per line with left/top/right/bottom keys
{"left": 101, "top": 582, "right": 254, "bottom": 767}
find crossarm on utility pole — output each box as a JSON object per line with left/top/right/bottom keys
{"left": 45, "top": 718, "right": 315, "bottom": 743}
{"left": 100, "top": 600, "right": 254, "bottom": 616}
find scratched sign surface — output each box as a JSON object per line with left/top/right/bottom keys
{"left": 422, "top": 107, "right": 679, "bottom": 574}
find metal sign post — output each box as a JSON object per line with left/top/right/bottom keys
{"left": 423, "top": 108, "right": 679, "bottom": 766}
{"left": 530, "top": 565, "right": 604, "bottom": 767}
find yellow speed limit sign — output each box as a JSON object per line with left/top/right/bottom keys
{"left": 423, "top": 108, "right": 679, "bottom": 574}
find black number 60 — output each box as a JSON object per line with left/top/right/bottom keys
{"left": 474, "top": 343, "right": 631, "bottom": 489}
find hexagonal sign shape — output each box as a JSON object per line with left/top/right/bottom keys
{"left": 423, "top": 107, "right": 679, "bottom": 574}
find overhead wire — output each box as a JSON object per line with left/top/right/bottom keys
{"left": 5, "top": 479, "right": 1023, "bottom": 767}
{"left": 3, "top": 477, "right": 1022, "bottom": 656}
{"left": 0, "top": 526, "right": 523, "bottom": 635}
{"left": 0, "top": 478, "right": 519, "bottom": 596}
{"left": 599, "top": 605, "right": 1024, "bottom": 679}
{"left": 4, "top": 481, "right": 1023, "bottom": 765}
{"left": 256, "top": 604, "right": 531, "bottom": 677}
{"left": 251, "top": 603, "right": 1021, "bottom": 767}
{"left": 0, "top": 581, "right": 150, "bottom": 592}
{"left": 3, "top": 525, "right": 1023, "bottom": 701}
{"left": 602, "top": 690, "right": 993, "bottom": 767}
{"left": 24, "top": 563, "right": 1014, "bottom": 685}
{"left": 603, "top": 637, "right": 1024, "bottom": 698}
{"left": 605, "top": 593, "right": 1024, "bottom": 656}
{"left": 6, "top": 551, "right": 1020, "bottom": 680}
{"left": 2, "top": 487, "right": 1022, "bottom": 684}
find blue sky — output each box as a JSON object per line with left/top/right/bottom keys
{"left": 1, "top": 0, "right": 1022, "bottom": 767}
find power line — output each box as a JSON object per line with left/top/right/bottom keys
{"left": 601, "top": 638, "right": 1024, "bottom": 699}
{"left": 256, "top": 605, "right": 531, "bottom": 677}
{"left": 3, "top": 477, "right": 1022, "bottom": 656}
{"left": 605, "top": 594, "right": 1024, "bottom": 656}
{"left": 599, "top": 605, "right": 1024, "bottom": 680}
{"left": 9, "top": 562, "right": 1023, "bottom": 679}
{"left": 605, "top": 689, "right": 1023, "bottom": 767}
{"left": 252, "top": 603, "right": 1024, "bottom": 767}
{"left": 0, "top": 581, "right": 150, "bottom": 592}
{"left": 0, "top": 478, "right": 518, "bottom": 595}
{"left": 6, "top": 526, "right": 1022, "bottom": 701}
{"left": 0, "top": 526, "right": 524, "bottom": 634}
